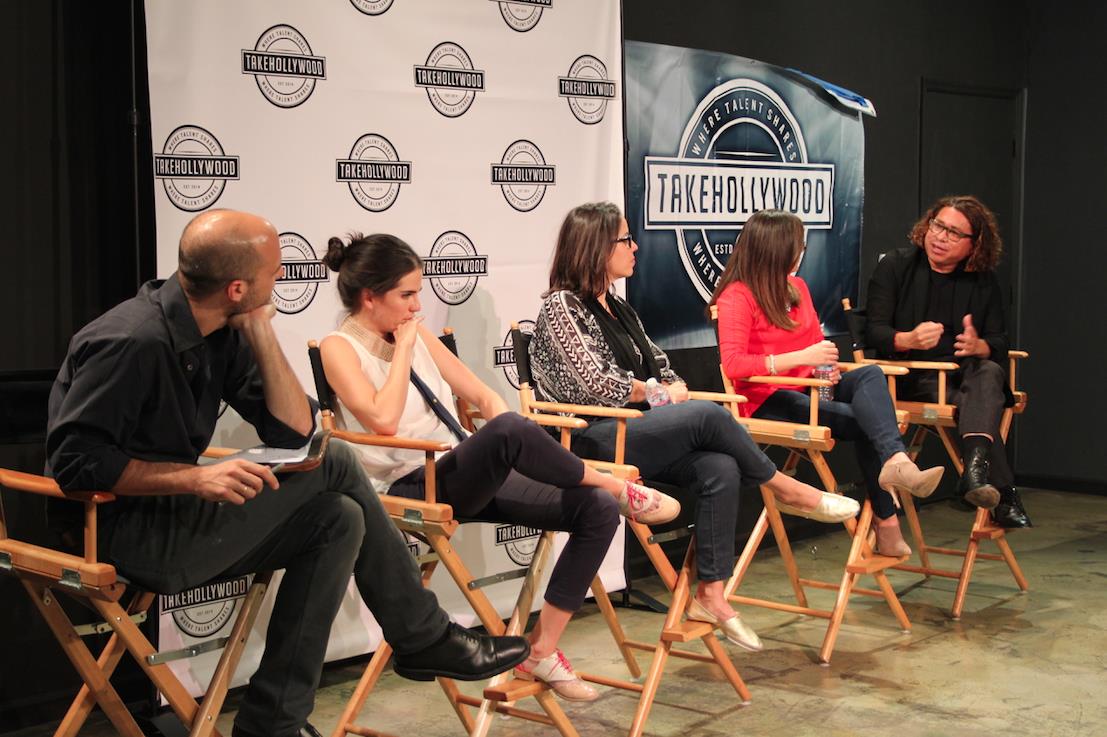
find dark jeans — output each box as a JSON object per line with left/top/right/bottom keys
{"left": 753, "top": 363, "right": 904, "bottom": 519}
{"left": 899, "top": 357, "right": 1013, "bottom": 488}
{"left": 566, "top": 400, "right": 777, "bottom": 582}
{"left": 389, "top": 412, "right": 620, "bottom": 613}
{"left": 101, "top": 440, "right": 449, "bottom": 737}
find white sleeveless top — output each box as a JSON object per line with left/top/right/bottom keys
{"left": 327, "top": 327, "right": 466, "bottom": 493}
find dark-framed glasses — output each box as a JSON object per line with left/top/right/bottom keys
{"left": 613, "top": 233, "right": 634, "bottom": 246}
{"left": 928, "top": 218, "right": 973, "bottom": 241}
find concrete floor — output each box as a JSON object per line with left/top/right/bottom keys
{"left": 9, "top": 488, "right": 1107, "bottom": 737}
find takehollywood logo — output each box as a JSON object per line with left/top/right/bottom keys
{"left": 424, "top": 231, "right": 489, "bottom": 306}
{"left": 154, "top": 125, "right": 240, "bottom": 212}
{"left": 558, "top": 55, "right": 617, "bottom": 125}
{"left": 642, "top": 79, "right": 835, "bottom": 301}
{"left": 273, "top": 233, "right": 328, "bottom": 315}
{"left": 414, "top": 42, "right": 485, "bottom": 118}
{"left": 350, "top": 0, "right": 395, "bottom": 15}
{"left": 241, "top": 24, "right": 326, "bottom": 108}
{"left": 493, "top": 319, "right": 534, "bottom": 389}
{"left": 491, "top": 0, "right": 552, "bottom": 32}
{"left": 336, "top": 133, "right": 412, "bottom": 212}
{"left": 495, "top": 523, "right": 541, "bottom": 566}
{"left": 161, "top": 576, "right": 250, "bottom": 638}
{"left": 491, "top": 140, "right": 555, "bottom": 212}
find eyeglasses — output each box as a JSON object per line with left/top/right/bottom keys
{"left": 928, "top": 218, "right": 973, "bottom": 242}
{"left": 613, "top": 233, "right": 634, "bottom": 247}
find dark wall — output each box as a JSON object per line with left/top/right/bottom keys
{"left": 1018, "top": 2, "right": 1107, "bottom": 489}
{"left": 625, "top": 0, "right": 1107, "bottom": 490}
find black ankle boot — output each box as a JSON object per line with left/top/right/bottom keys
{"left": 958, "top": 446, "right": 1000, "bottom": 509}
{"left": 992, "top": 487, "right": 1032, "bottom": 528}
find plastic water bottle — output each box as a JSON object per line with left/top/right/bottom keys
{"left": 645, "top": 377, "right": 671, "bottom": 408}
{"left": 813, "top": 364, "right": 835, "bottom": 402}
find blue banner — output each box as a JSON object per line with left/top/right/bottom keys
{"left": 626, "top": 41, "right": 871, "bottom": 348}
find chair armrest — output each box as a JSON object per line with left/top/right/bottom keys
{"left": 1009, "top": 350, "right": 1029, "bottom": 360}
{"left": 840, "top": 361, "right": 908, "bottom": 376}
{"left": 526, "top": 400, "right": 644, "bottom": 419}
{"left": 686, "top": 390, "right": 748, "bottom": 403}
{"left": 379, "top": 494, "right": 455, "bottom": 523}
{"left": 332, "top": 429, "right": 451, "bottom": 452}
{"left": 0, "top": 468, "right": 114, "bottom": 503}
{"left": 745, "top": 375, "right": 832, "bottom": 387}
{"left": 525, "top": 413, "right": 588, "bottom": 430}
{"left": 582, "top": 460, "right": 641, "bottom": 480}
{"left": 862, "top": 358, "right": 960, "bottom": 371}
{"left": 200, "top": 446, "right": 238, "bottom": 459}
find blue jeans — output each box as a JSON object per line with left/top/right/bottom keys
{"left": 567, "top": 400, "right": 777, "bottom": 581}
{"left": 753, "top": 364, "right": 904, "bottom": 519}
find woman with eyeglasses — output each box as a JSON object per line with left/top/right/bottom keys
{"left": 864, "top": 195, "right": 1031, "bottom": 529}
{"left": 711, "top": 209, "right": 945, "bottom": 557}
{"left": 530, "top": 202, "right": 860, "bottom": 652}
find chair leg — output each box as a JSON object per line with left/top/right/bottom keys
{"left": 590, "top": 574, "right": 642, "bottom": 679}
{"left": 189, "top": 572, "right": 273, "bottom": 737}
{"left": 55, "top": 591, "right": 155, "bottom": 737}
{"left": 951, "top": 517, "right": 984, "bottom": 620}
{"left": 330, "top": 642, "right": 395, "bottom": 737}
{"left": 995, "top": 536, "right": 1030, "bottom": 591}
{"left": 725, "top": 509, "right": 771, "bottom": 597}
{"left": 762, "top": 486, "right": 809, "bottom": 608}
{"left": 23, "top": 581, "right": 146, "bottom": 737}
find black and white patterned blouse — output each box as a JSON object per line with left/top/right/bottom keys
{"left": 529, "top": 289, "right": 681, "bottom": 407}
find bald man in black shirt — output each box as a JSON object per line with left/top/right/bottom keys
{"left": 46, "top": 210, "right": 528, "bottom": 737}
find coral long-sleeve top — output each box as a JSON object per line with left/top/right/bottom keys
{"left": 716, "top": 276, "right": 824, "bottom": 416}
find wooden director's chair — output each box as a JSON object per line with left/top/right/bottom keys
{"left": 841, "top": 299, "right": 1030, "bottom": 619}
{"left": 0, "top": 444, "right": 303, "bottom": 737}
{"left": 307, "top": 336, "right": 640, "bottom": 737}
{"left": 506, "top": 323, "right": 752, "bottom": 737}
{"left": 707, "top": 304, "right": 913, "bottom": 664}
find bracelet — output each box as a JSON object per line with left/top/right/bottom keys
{"left": 768, "top": 354, "right": 777, "bottom": 375}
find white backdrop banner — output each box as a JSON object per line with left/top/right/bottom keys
{"left": 145, "top": 0, "right": 625, "bottom": 695}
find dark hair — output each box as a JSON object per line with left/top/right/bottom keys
{"left": 546, "top": 202, "right": 622, "bottom": 298}
{"left": 909, "top": 195, "right": 1003, "bottom": 272}
{"left": 708, "top": 210, "right": 804, "bottom": 330}
{"left": 177, "top": 209, "right": 264, "bottom": 300}
{"left": 322, "top": 232, "right": 423, "bottom": 310}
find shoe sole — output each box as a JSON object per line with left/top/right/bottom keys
{"left": 964, "top": 485, "right": 1000, "bottom": 509}
{"left": 394, "top": 650, "right": 531, "bottom": 682}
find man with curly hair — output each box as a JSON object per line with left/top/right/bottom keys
{"left": 864, "top": 195, "right": 1031, "bottom": 528}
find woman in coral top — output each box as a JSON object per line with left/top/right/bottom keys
{"left": 710, "top": 209, "right": 944, "bottom": 555}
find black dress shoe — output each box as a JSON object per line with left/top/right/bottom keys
{"left": 232, "top": 722, "right": 322, "bottom": 737}
{"left": 992, "top": 487, "right": 1033, "bottom": 528}
{"left": 392, "top": 622, "right": 530, "bottom": 682}
{"left": 958, "top": 446, "right": 1000, "bottom": 509}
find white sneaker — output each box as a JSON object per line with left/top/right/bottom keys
{"left": 516, "top": 649, "right": 598, "bottom": 702}
{"left": 616, "top": 480, "right": 680, "bottom": 525}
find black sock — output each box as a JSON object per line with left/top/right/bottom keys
{"left": 961, "top": 435, "right": 991, "bottom": 459}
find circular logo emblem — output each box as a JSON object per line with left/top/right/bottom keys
{"left": 273, "top": 233, "right": 328, "bottom": 315}
{"left": 496, "top": 0, "right": 550, "bottom": 32}
{"left": 495, "top": 524, "right": 540, "bottom": 566}
{"left": 491, "top": 140, "right": 555, "bottom": 212}
{"left": 494, "top": 320, "right": 534, "bottom": 389}
{"left": 425, "top": 231, "right": 488, "bottom": 306}
{"left": 241, "top": 25, "right": 326, "bottom": 109}
{"left": 558, "top": 55, "right": 617, "bottom": 125}
{"left": 350, "top": 0, "right": 395, "bottom": 14}
{"left": 336, "top": 134, "right": 412, "bottom": 212}
{"left": 675, "top": 80, "right": 812, "bottom": 301}
{"left": 172, "top": 599, "right": 239, "bottom": 638}
{"left": 153, "top": 125, "right": 239, "bottom": 212}
{"left": 414, "top": 43, "right": 485, "bottom": 118}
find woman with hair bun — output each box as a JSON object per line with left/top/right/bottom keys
{"left": 319, "top": 232, "right": 680, "bottom": 701}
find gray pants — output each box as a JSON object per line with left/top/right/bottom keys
{"left": 101, "top": 440, "right": 449, "bottom": 737}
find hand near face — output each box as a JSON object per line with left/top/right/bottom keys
{"left": 393, "top": 315, "right": 423, "bottom": 352}
{"left": 228, "top": 302, "right": 277, "bottom": 332}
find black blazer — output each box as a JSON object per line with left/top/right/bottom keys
{"left": 864, "top": 246, "right": 1010, "bottom": 368}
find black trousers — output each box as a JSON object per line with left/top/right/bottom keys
{"left": 389, "top": 412, "right": 620, "bottom": 613}
{"left": 899, "top": 357, "right": 1013, "bottom": 488}
{"left": 101, "top": 440, "right": 450, "bottom": 737}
